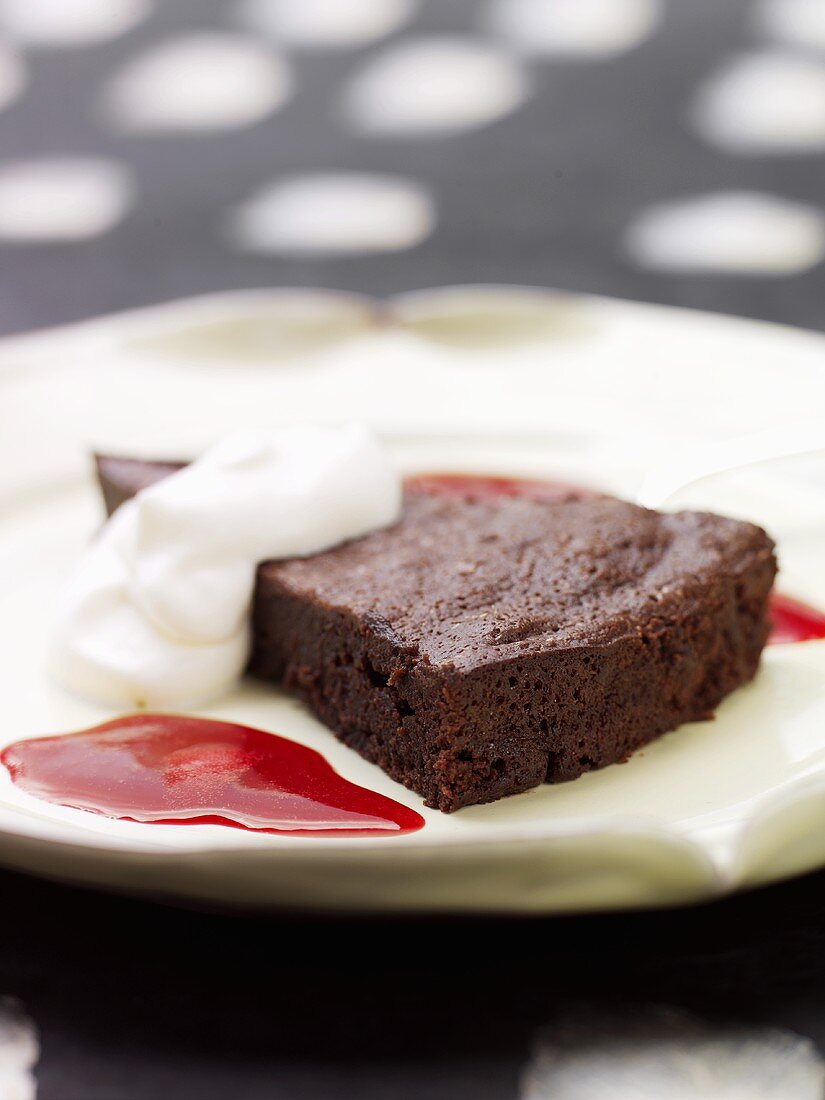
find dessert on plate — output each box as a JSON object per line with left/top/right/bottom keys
{"left": 92, "top": 446, "right": 776, "bottom": 813}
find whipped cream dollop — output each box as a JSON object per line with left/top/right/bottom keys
{"left": 49, "top": 425, "right": 402, "bottom": 708}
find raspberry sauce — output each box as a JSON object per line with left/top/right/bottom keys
{"left": 769, "top": 593, "right": 825, "bottom": 645}
{"left": 0, "top": 714, "right": 424, "bottom": 836}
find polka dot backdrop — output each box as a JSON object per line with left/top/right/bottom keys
{"left": 0, "top": 0, "right": 824, "bottom": 334}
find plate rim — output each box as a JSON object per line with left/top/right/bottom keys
{"left": 3, "top": 283, "right": 825, "bottom": 912}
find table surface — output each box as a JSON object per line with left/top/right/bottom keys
{"left": 3, "top": 0, "right": 825, "bottom": 1095}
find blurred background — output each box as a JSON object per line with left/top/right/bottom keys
{"left": 2, "top": 0, "right": 825, "bottom": 335}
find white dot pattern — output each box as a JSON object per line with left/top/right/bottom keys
{"left": 1, "top": 0, "right": 825, "bottom": 301}
{"left": 0, "top": 1000, "right": 37, "bottom": 1100}
{"left": 102, "top": 33, "right": 292, "bottom": 132}
{"left": 236, "top": 0, "right": 416, "bottom": 49}
{"left": 523, "top": 1009, "right": 825, "bottom": 1100}
{"left": 344, "top": 36, "right": 530, "bottom": 136}
{"left": 0, "top": 157, "right": 134, "bottom": 241}
{"left": 690, "top": 52, "right": 825, "bottom": 153}
{"left": 0, "top": 40, "right": 25, "bottom": 113}
{"left": 226, "top": 172, "right": 436, "bottom": 255}
{"left": 623, "top": 191, "right": 825, "bottom": 275}
{"left": 0, "top": 0, "right": 152, "bottom": 48}
{"left": 755, "top": 0, "right": 825, "bottom": 52}
{"left": 484, "top": 0, "right": 662, "bottom": 58}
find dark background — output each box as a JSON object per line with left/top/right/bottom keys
{"left": 2, "top": 0, "right": 825, "bottom": 336}
{"left": 4, "top": 0, "right": 825, "bottom": 1096}
{"left": 7, "top": 866, "right": 825, "bottom": 1098}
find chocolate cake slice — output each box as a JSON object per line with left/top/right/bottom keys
{"left": 96, "top": 456, "right": 777, "bottom": 812}
{"left": 94, "top": 454, "right": 186, "bottom": 516}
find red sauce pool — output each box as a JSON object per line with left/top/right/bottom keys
{"left": 768, "top": 593, "right": 825, "bottom": 645}
{"left": 0, "top": 715, "right": 424, "bottom": 837}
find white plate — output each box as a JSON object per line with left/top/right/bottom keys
{"left": 2, "top": 285, "right": 825, "bottom": 914}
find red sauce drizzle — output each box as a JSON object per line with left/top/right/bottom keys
{"left": 769, "top": 593, "right": 825, "bottom": 645}
{"left": 0, "top": 715, "right": 424, "bottom": 836}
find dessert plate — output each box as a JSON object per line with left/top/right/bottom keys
{"left": 2, "top": 285, "right": 825, "bottom": 914}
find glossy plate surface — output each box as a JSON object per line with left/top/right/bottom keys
{"left": 2, "top": 286, "right": 825, "bottom": 913}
